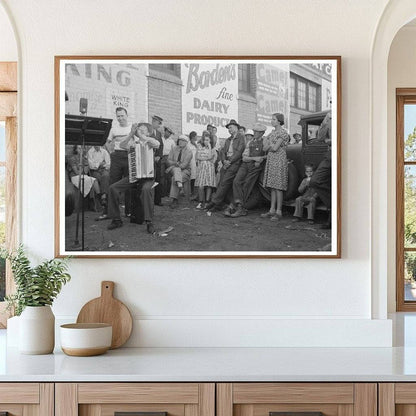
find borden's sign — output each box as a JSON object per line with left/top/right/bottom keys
{"left": 181, "top": 63, "right": 238, "bottom": 136}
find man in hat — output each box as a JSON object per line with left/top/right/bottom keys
{"left": 205, "top": 119, "right": 246, "bottom": 212}
{"left": 106, "top": 122, "right": 160, "bottom": 234}
{"left": 150, "top": 115, "right": 164, "bottom": 205}
{"left": 292, "top": 132, "right": 302, "bottom": 144}
{"left": 166, "top": 134, "right": 193, "bottom": 208}
{"left": 161, "top": 126, "right": 176, "bottom": 197}
{"left": 227, "top": 123, "right": 268, "bottom": 217}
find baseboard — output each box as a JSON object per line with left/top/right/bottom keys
{"left": 56, "top": 317, "right": 392, "bottom": 347}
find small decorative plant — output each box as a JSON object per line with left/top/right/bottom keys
{"left": 1, "top": 245, "right": 71, "bottom": 316}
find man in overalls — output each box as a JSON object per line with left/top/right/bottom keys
{"left": 227, "top": 123, "right": 267, "bottom": 217}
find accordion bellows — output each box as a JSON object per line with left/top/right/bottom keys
{"left": 128, "top": 143, "right": 155, "bottom": 182}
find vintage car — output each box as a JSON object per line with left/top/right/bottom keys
{"left": 285, "top": 109, "right": 331, "bottom": 199}
{"left": 246, "top": 109, "right": 331, "bottom": 210}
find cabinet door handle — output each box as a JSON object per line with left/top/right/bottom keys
{"left": 270, "top": 413, "right": 324, "bottom": 416}
{"left": 115, "top": 412, "right": 168, "bottom": 416}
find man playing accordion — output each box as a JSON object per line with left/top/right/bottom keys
{"left": 105, "top": 122, "right": 160, "bottom": 234}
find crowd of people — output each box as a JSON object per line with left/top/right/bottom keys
{"left": 65, "top": 106, "right": 332, "bottom": 236}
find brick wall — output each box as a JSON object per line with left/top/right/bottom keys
{"left": 148, "top": 70, "right": 182, "bottom": 136}
{"left": 238, "top": 96, "right": 257, "bottom": 130}
{"left": 238, "top": 65, "right": 259, "bottom": 129}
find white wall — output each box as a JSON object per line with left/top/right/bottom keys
{"left": 0, "top": 3, "right": 17, "bottom": 61}
{"left": 0, "top": 0, "right": 394, "bottom": 346}
{"left": 387, "top": 25, "right": 416, "bottom": 312}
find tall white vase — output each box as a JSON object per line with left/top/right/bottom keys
{"left": 19, "top": 306, "right": 55, "bottom": 354}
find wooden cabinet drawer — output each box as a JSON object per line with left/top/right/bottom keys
{"left": 379, "top": 383, "right": 416, "bottom": 416}
{"left": 0, "top": 383, "right": 53, "bottom": 416}
{"left": 217, "top": 383, "right": 377, "bottom": 416}
{"left": 56, "top": 383, "right": 215, "bottom": 416}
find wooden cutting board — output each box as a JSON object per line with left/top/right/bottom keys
{"left": 76, "top": 281, "right": 133, "bottom": 349}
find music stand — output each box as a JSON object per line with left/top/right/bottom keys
{"left": 65, "top": 115, "right": 113, "bottom": 250}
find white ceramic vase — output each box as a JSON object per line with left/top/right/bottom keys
{"left": 19, "top": 305, "right": 55, "bottom": 354}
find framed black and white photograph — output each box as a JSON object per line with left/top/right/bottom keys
{"left": 55, "top": 56, "right": 341, "bottom": 258}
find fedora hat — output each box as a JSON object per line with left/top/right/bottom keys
{"left": 225, "top": 119, "right": 239, "bottom": 128}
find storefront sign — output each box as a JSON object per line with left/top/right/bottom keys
{"left": 308, "top": 63, "right": 332, "bottom": 78}
{"left": 181, "top": 63, "right": 238, "bottom": 136}
{"left": 65, "top": 63, "right": 147, "bottom": 122}
{"left": 256, "top": 63, "right": 290, "bottom": 128}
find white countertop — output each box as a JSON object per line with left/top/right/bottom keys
{"left": 2, "top": 330, "right": 416, "bottom": 382}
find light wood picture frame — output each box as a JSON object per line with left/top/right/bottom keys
{"left": 55, "top": 56, "right": 341, "bottom": 258}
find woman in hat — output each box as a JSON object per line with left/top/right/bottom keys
{"left": 262, "top": 112, "right": 290, "bottom": 220}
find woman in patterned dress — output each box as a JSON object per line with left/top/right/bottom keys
{"left": 261, "top": 113, "right": 290, "bottom": 220}
{"left": 195, "top": 131, "right": 216, "bottom": 209}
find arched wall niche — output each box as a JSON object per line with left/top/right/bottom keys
{"left": 372, "top": 0, "right": 416, "bottom": 318}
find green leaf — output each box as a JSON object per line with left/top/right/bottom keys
{"left": 4, "top": 245, "right": 71, "bottom": 315}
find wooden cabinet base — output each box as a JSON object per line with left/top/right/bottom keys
{"left": 0, "top": 383, "right": 53, "bottom": 416}
{"left": 56, "top": 383, "right": 215, "bottom": 416}
{"left": 217, "top": 383, "right": 376, "bottom": 416}
{"left": 0, "top": 381, "right": 408, "bottom": 416}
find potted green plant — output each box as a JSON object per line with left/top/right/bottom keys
{"left": 2, "top": 245, "right": 71, "bottom": 354}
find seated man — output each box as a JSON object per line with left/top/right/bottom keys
{"left": 166, "top": 134, "right": 193, "bottom": 208}
{"left": 205, "top": 119, "right": 246, "bottom": 212}
{"left": 227, "top": 123, "right": 267, "bottom": 218}
{"left": 105, "top": 123, "right": 160, "bottom": 234}
{"left": 66, "top": 145, "right": 100, "bottom": 209}
{"left": 87, "top": 145, "right": 110, "bottom": 212}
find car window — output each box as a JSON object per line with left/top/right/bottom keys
{"left": 306, "top": 124, "right": 322, "bottom": 145}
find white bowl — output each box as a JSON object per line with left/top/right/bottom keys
{"left": 60, "top": 323, "right": 112, "bottom": 356}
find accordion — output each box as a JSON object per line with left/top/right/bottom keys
{"left": 128, "top": 143, "right": 155, "bottom": 183}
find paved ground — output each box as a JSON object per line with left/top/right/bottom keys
{"left": 65, "top": 197, "right": 332, "bottom": 253}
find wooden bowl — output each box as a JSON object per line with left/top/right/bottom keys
{"left": 60, "top": 323, "right": 112, "bottom": 356}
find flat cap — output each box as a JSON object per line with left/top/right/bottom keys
{"left": 178, "top": 134, "right": 190, "bottom": 143}
{"left": 152, "top": 115, "right": 163, "bottom": 122}
{"left": 252, "top": 123, "right": 267, "bottom": 132}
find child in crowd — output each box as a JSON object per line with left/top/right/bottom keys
{"left": 293, "top": 163, "right": 319, "bottom": 224}
{"left": 195, "top": 130, "right": 216, "bottom": 209}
